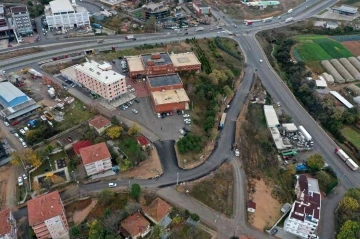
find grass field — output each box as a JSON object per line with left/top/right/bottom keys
{"left": 341, "top": 126, "right": 360, "bottom": 151}
{"left": 294, "top": 36, "right": 353, "bottom": 62}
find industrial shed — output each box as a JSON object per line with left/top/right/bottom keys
{"left": 346, "top": 84, "right": 360, "bottom": 95}
{"left": 348, "top": 57, "right": 360, "bottom": 72}
{"left": 330, "top": 91, "right": 354, "bottom": 108}
{"left": 330, "top": 59, "right": 354, "bottom": 82}
{"left": 321, "top": 60, "right": 345, "bottom": 83}
{"left": 321, "top": 72, "right": 334, "bottom": 84}
{"left": 263, "top": 105, "right": 280, "bottom": 128}
{"left": 339, "top": 58, "right": 360, "bottom": 80}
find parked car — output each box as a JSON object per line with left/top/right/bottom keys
{"left": 183, "top": 114, "right": 190, "bottom": 118}
{"left": 23, "top": 174, "right": 27, "bottom": 180}
{"left": 135, "top": 99, "right": 140, "bottom": 103}
{"left": 179, "top": 129, "right": 185, "bottom": 135}
{"left": 18, "top": 176, "right": 23, "bottom": 186}
{"left": 24, "top": 127, "right": 29, "bottom": 132}
{"left": 184, "top": 118, "right": 191, "bottom": 122}
{"left": 22, "top": 142, "right": 27, "bottom": 148}
{"left": 132, "top": 109, "right": 138, "bottom": 114}
{"left": 14, "top": 133, "right": 19, "bottom": 138}
{"left": 19, "top": 129, "right": 26, "bottom": 135}
{"left": 3, "top": 121, "right": 9, "bottom": 126}
{"left": 108, "top": 183, "right": 117, "bottom": 188}
{"left": 127, "top": 85, "right": 132, "bottom": 89}
{"left": 177, "top": 110, "right": 184, "bottom": 115}
{"left": 157, "top": 113, "right": 161, "bottom": 118}
{"left": 19, "top": 138, "right": 24, "bottom": 142}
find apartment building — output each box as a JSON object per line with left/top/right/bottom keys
{"left": 283, "top": 175, "right": 321, "bottom": 239}
{"left": 142, "top": 2, "right": 169, "bottom": 20}
{"left": 27, "top": 191, "right": 69, "bottom": 239}
{"left": 74, "top": 61, "right": 127, "bottom": 101}
{"left": 0, "top": 209, "right": 17, "bottom": 239}
{"left": 45, "top": 0, "right": 90, "bottom": 29}
{"left": 10, "top": 6, "right": 33, "bottom": 36}
{"left": 79, "top": 142, "right": 112, "bottom": 176}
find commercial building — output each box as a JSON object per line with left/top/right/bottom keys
{"left": 0, "top": 208, "right": 17, "bottom": 239}
{"left": 88, "top": 115, "right": 112, "bottom": 134}
{"left": 0, "top": 5, "right": 15, "bottom": 41}
{"left": 127, "top": 52, "right": 201, "bottom": 78}
{"left": 263, "top": 105, "right": 279, "bottom": 128}
{"left": 147, "top": 74, "right": 190, "bottom": 113}
{"left": 79, "top": 142, "right": 112, "bottom": 176}
{"left": 27, "top": 191, "right": 69, "bottom": 239}
{"left": 0, "top": 82, "right": 41, "bottom": 123}
{"left": 142, "top": 2, "right": 170, "bottom": 20}
{"left": 121, "top": 212, "right": 151, "bottom": 239}
{"left": 10, "top": 6, "right": 33, "bottom": 36}
{"left": 330, "top": 91, "right": 354, "bottom": 109}
{"left": 144, "top": 198, "right": 172, "bottom": 228}
{"left": 73, "top": 61, "right": 127, "bottom": 101}
{"left": 284, "top": 175, "right": 321, "bottom": 239}
{"left": 192, "top": 1, "right": 211, "bottom": 16}
{"left": 332, "top": 5, "right": 358, "bottom": 15}
{"left": 45, "top": 0, "right": 90, "bottom": 29}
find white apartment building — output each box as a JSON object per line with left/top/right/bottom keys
{"left": 0, "top": 209, "right": 17, "bottom": 239}
{"left": 79, "top": 142, "right": 112, "bottom": 176}
{"left": 284, "top": 175, "right": 321, "bottom": 239}
{"left": 74, "top": 61, "right": 127, "bottom": 101}
{"left": 10, "top": 6, "right": 33, "bottom": 36}
{"left": 45, "top": 0, "right": 90, "bottom": 29}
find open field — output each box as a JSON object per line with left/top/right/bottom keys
{"left": 294, "top": 36, "right": 353, "bottom": 62}
{"left": 341, "top": 126, "right": 360, "bottom": 151}
{"left": 341, "top": 41, "right": 360, "bottom": 56}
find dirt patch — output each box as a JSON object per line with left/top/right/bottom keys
{"left": 73, "top": 199, "right": 98, "bottom": 225}
{"left": 119, "top": 147, "right": 163, "bottom": 179}
{"left": 65, "top": 198, "right": 92, "bottom": 212}
{"left": 342, "top": 41, "right": 360, "bottom": 56}
{"left": 248, "top": 179, "right": 282, "bottom": 230}
{"left": 0, "top": 47, "right": 43, "bottom": 61}
{"left": 0, "top": 165, "right": 11, "bottom": 210}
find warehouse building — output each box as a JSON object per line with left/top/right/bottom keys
{"left": 147, "top": 74, "right": 190, "bottom": 113}
{"left": 192, "top": 1, "right": 211, "bottom": 17}
{"left": 332, "top": 5, "right": 358, "bottom": 16}
{"left": 0, "top": 82, "right": 41, "bottom": 123}
{"left": 127, "top": 52, "right": 201, "bottom": 78}
{"left": 45, "top": 0, "right": 90, "bottom": 30}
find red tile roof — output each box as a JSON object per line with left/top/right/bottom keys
{"left": 137, "top": 135, "right": 150, "bottom": 146}
{"left": 88, "top": 115, "right": 111, "bottom": 130}
{"left": 0, "top": 208, "right": 11, "bottom": 236}
{"left": 143, "top": 198, "right": 172, "bottom": 222}
{"left": 72, "top": 140, "right": 92, "bottom": 155}
{"left": 27, "top": 191, "right": 64, "bottom": 226}
{"left": 121, "top": 212, "right": 150, "bottom": 237}
{"left": 79, "top": 142, "right": 111, "bottom": 165}
{"left": 247, "top": 201, "right": 256, "bottom": 209}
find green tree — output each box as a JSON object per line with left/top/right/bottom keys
{"left": 345, "top": 188, "right": 360, "bottom": 202}
{"left": 130, "top": 183, "right": 141, "bottom": 200}
{"left": 128, "top": 123, "right": 141, "bottom": 136}
{"left": 144, "top": 16, "right": 156, "bottom": 32}
{"left": 337, "top": 220, "right": 360, "bottom": 239}
{"left": 70, "top": 226, "right": 80, "bottom": 237}
{"left": 98, "top": 189, "right": 115, "bottom": 205}
{"left": 106, "top": 126, "right": 123, "bottom": 139}
{"left": 119, "top": 158, "right": 133, "bottom": 172}
{"left": 307, "top": 154, "right": 324, "bottom": 171}
{"left": 316, "top": 171, "right": 333, "bottom": 192}
{"left": 88, "top": 220, "right": 105, "bottom": 239}
{"left": 223, "top": 85, "right": 234, "bottom": 97}
{"left": 340, "top": 196, "right": 359, "bottom": 212}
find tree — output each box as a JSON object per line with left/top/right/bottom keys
{"left": 10, "top": 149, "right": 42, "bottom": 168}
{"left": 10, "top": 152, "right": 23, "bottom": 165}
{"left": 337, "top": 220, "right": 360, "bottom": 239}
{"left": 88, "top": 220, "right": 105, "bottom": 239}
{"left": 120, "top": 159, "right": 133, "bottom": 172}
{"left": 345, "top": 188, "right": 360, "bottom": 202}
{"left": 173, "top": 216, "right": 182, "bottom": 224}
{"left": 106, "top": 126, "right": 123, "bottom": 139}
{"left": 124, "top": 202, "right": 141, "bottom": 215}
{"left": 307, "top": 154, "right": 324, "bottom": 171}
{"left": 316, "top": 171, "right": 333, "bottom": 192}
{"left": 111, "top": 115, "right": 120, "bottom": 125}
{"left": 70, "top": 226, "right": 80, "bottom": 237}
{"left": 130, "top": 183, "right": 141, "bottom": 200}
{"left": 144, "top": 16, "right": 156, "bottom": 32}
{"left": 98, "top": 189, "right": 115, "bottom": 205}
{"left": 223, "top": 85, "right": 234, "bottom": 97}
{"left": 128, "top": 123, "right": 141, "bottom": 136}
{"left": 340, "top": 196, "right": 359, "bottom": 212}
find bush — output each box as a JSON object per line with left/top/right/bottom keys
{"left": 177, "top": 134, "right": 202, "bottom": 154}
{"left": 190, "top": 213, "right": 200, "bottom": 221}
{"left": 130, "top": 183, "right": 141, "bottom": 200}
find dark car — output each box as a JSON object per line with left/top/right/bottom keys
{"left": 135, "top": 99, "right": 140, "bottom": 103}
{"left": 184, "top": 32, "right": 188, "bottom": 35}
{"left": 270, "top": 228, "right": 278, "bottom": 235}
{"left": 183, "top": 127, "right": 191, "bottom": 133}
{"left": 161, "top": 113, "right": 167, "bottom": 118}
{"left": 62, "top": 83, "right": 67, "bottom": 87}
{"left": 118, "top": 56, "right": 124, "bottom": 59}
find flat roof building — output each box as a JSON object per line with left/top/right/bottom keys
{"left": 45, "top": 0, "right": 90, "bottom": 29}
{"left": 263, "top": 105, "right": 280, "bottom": 128}
{"left": 151, "top": 89, "right": 190, "bottom": 113}
{"left": 142, "top": 2, "right": 170, "bottom": 20}
{"left": 193, "top": 1, "right": 211, "bottom": 16}
{"left": 10, "top": 6, "right": 33, "bottom": 36}
{"left": 147, "top": 74, "right": 183, "bottom": 90}
{"left": 330, "top": 91, "right": 354, "bottom": 109}
{"left": 332, "top": 5, "right": 358, "bottom": 15}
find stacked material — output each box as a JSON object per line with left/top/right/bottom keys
{"left": 321, "top": 72, "right": 334, "bottom": 84}
{"left": 339, "top": 58, "right": 360, "bottom": 80}
{"left": 321, "top": 60, "right": 345, "bottom": 83}
{"left": 330, "top": 59, "right": 354, "bottom": 82}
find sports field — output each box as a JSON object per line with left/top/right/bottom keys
{"left": 293, "top": 36, "right": 353, "bottom": 62}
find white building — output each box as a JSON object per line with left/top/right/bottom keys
{"left": 79, "top": 142, "right": 112, "bottom": 176}
{"left": 10, "top": 6, "right": 33, "bottom": 36}
{"left": 284, "top": 175, "right": 321, "bottom": 239}
{"left": 45, "top": 0, "right": 90, "bottom": 29}
{"left": 263, "top": 105, "right": 279, "bottom": 128}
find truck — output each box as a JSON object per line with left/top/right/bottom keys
{"left": 91, "top": 23, "right": 102, "bottom": 29}
{"left": 245, "top": 21, "right": 253, "bottom": 26}
{"left": 334, "top": 148, "right": 359, "bottom": 171}
{"left": 125, "top": 35, "right": 136, "bottom": 40}
{"left": 218, "top": 113, "right": 227, "bottom": 130}
{"left": 233, "top": 144, "right": 240, "bottom": 157}
{"left": 288, "top": 9, "right": 293, "bottom": 14}
{"left": 195, "top": 27, "right": 204, "bottom": 32}
{"left": 47, "top": 87, "right": 55, "bottom": 98}
{"left": 285, "top": 17, "right": 294, "bottom": 23}
{"left": 299, "top": 125, "right": 312, "bottom": 141}
{"left": 281, "top": 149, "right": 297, "bottom": 156}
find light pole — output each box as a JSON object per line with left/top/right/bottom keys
{"left": 176, "top": 173, "right": 179, "bottom": 185}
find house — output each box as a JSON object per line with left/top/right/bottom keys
{"left": 88, "top": 115, "right": 112, "bottom": 134}
{"left": 27, "top": 191, "right": 69, "bottom": 239}
{"left": 247, "top": 201, "right": 256, "bottom": 213}
{"left": 0, "top": 208, "right": 17, "bottom": 239}
{"left": 121, "top": 212, "right": 151, "bottom": 239}
{"left": 143, "top": 198, "right": 172, "bottom": 228}
{"left": 79, "top": 142, "right": 112, "bottom": 176}
{"left": 72, "top": 140, "right": 92, "bottom": 156}
{"left": 137, "top": 135, "right": 150, "bottom": 149}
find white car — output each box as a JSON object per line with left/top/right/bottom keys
{"left": 18, "top": 177, "right": 23, "bottom": 186}
{"left": 22, "top": 142, "right": 27, "bottom": 148}
{"left": 24, "top": 127, "right": 29, "bottom": 132}
{"left": 235, "top": 149, "right": 240, "bottom": 157}
{"left": 19, "top": 129, "right": 26, "bottom": 135}
{"left": 19, "top": 138, "right": 24, "bottom": 142}
{"left": 157, "top": 113, "right": 161, "bottom": 118}
{"left": 260, "top": 59, "right": 263, "bottom": 63}
{"left": 276, "top": 102, "right": 281, "bottom": 107}
{"left": 3, "top": 121, "right": 9, "bottom": 126}
{"left": 23, "top": 174, "right": 27, "bottom": 180}
{"left": 185, "top": 121, "right": 191, "bottom": 125}
{"left": 183, "top": 114, "right": 190, "bottom": 118}
{"left": 127, "top": 85, "right": 132, "bottom": 89}
{"left": 14, "top": 133, "right": 19, "bottom": 138}
{"left": 108, "top": 183, "right": 117, "bottom": 188}
{"left": 179, "top": 129, "right": 185, "bottom": 135}
{"left": 184, "top": 118, "right": 191, "bottom": 122}
{"left": 132, "top": 109, "right": 138, "bottom": 114}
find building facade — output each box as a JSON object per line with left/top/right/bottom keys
{"left": 79, "top": 142, "right": 112, "bottom": 176}
{"left": 142, "top": 2, "right": 169, "bottom": 20}
{"left": 10, "top": 6, "right": 33, "bottom": 36}
{"left": 74, "top": 61, "right": 127, "bottom": 101}
{"left": 284, "top": 175, "right": 321, "bottom": 239}
{"left": 0, "top": 209, "right": 17, "bottom": 239}
{"left": 192, "top": 1, "right": 211, "bottom": 16}
{"left": 27, "top": 191, "right": 69, "bottom": 239}
{"left": 45, "top": 0, "right": 90, "bottom": 29}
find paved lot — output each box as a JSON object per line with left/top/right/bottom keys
{"left": 118, "top": 97, "right": 190, "bottom": 141}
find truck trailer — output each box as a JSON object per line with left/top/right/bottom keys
{"left": 125, "top": 35, "right": 136, "bottom": 40}
{"left": 334, "top": 148, "right": 359, "bottom": 171}
{"left": 299, "top": 125, "right": 312, "bottom": 141}
{"left": 195, "top": 27, "right": 204, "bottom": 31}
{"left": 218, "top": 113, "right": 227, "bottom": 130}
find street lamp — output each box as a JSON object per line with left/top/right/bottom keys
{"left": 176, "top": 173, "right": 179, "bottom": 185}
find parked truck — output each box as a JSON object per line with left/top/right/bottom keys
{"left": 195, "top": 27, "right": 204, "bottom": 31}
{"left": 218, "top": 113, "right": 227, "bottom": 130}
{"left": 334, "top": 148, "right": 359, "bottom": 171}
{"left": 299, "top": 125, "right": 312, "bottom": 141}
{"left": 285, "top": 17, "right": 294, "bottom": 23}
{"left": 125, "top": 35, "right": 136, "bottom": 40}
{"left": 281, "top": 149, "right": 297, "bottom": 156}
{"left": 47, "top": 87, "right": 55, "bottom": 98}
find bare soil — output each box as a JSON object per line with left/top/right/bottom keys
{"left": 119, "top": 147, "right": 163, "bottom": 179}
{"left": 341, "top": 41, "right": 360, "bottom": 56}
{"left": 248, "top": 179, "right": 282, "bottom": 230}
{"left": 0, "top": 47, "right": 43, "bottom": 61}
{"left": 73, "top": 199, "right": 98, "bottom": 225}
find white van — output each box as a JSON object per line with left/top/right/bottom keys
{"left": 108, "top": 183, "right": 117, "bottom": 188}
